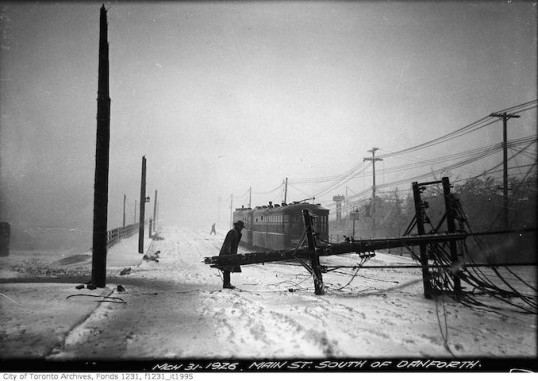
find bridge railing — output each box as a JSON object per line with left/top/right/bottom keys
{"left": 106, "top": 222, "right": 142, "bottom": 247}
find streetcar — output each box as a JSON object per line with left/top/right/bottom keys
{"left": 233, "top": 201, "right": 329, "bottom": 250}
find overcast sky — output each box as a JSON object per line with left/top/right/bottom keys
{"left": 0, "top": 1, "right": 536, "bottom": 247}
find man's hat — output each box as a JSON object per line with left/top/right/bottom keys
{"left": 234, "top": 220, "right": 245, "bottom": 228}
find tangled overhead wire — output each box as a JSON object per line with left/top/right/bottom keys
{"left": 323, "top": 252, "right": 376, "bottom": 291}
{"left": 414, "top": 198, "right": 537, "bottom": 315}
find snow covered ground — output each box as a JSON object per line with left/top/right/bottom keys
{"left": 0, "top": 226, "right": 536, "bottom": 366}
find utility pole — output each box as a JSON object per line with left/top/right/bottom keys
{"left": 363, "top": 147, "right": 383, "bottom": 237}
{"left": 138, "top": 156, "right": 147, "bottom": 254}
{"left": 153, "top": 189, "right": 158, "bottom": 234}
{"left": 412, "top": 181, "right": 433, "bottom": 299}
{"left": 489, "top": 112, "right": 520, "bottom": 229}
{"left": 303, "top": 209, "right": 324, "bottom": 295}
{"left": 363, "top": 147, "right": 383, "bottom": 200}
{"left": 122, "top": 194, "right": 126, "bottom": 227}
{"left": 91, "top": 5, "right": 111, "bottom": 288}
{"left": 284, "top": 177, "right": 288, "bottom": 204}
{"left": 248, "top": 187, "right": 252, "bottom": 208}
{"left": 442, "top": 177, "right": 461, "bottom": 296}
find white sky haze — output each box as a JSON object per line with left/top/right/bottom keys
{"left": 0, "top": 1, "right": 536, "bottom": 249}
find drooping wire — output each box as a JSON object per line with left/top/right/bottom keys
{"left": 434, "top": 294, "right": 457, "bottom": 358}
{"left": 414, "top": 190, "right": 537, "bottom": 314}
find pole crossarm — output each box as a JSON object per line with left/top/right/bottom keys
{"left": 363, "top": 146, "right": 383, "bottom": 162}
{"left": 489, "top": 112, "right": 521, "bottom": 120}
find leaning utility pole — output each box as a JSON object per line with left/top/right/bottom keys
{"left": 412, "top": 181, "right": 433, "bottom": 299}
{"left": 138, "top": 156, "right": 147, "bottom": 254}
{"left": 442, "top": 177, "right": 461, "bottom": 296}
{"left": 363, "top": 147, "right": 383, "bottom": 236}
{"left": 303, "top": 209, "right": 324, "bottom": 295}
{"left": 489, "top": 112, "right": 520, "bottom": 229}
{"left": 91, "top": 5, "right": 111, "bottom": 288}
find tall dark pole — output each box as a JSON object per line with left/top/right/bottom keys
{"left": 91, "top": 5, "right": 111, "bottom": 288}
{"left": 138, "top": 156, "right": 147, "bottom": 254}
{"left": 442, "top": 177, "right": 461, "bottom": 296}
{"left": 303, "top": 209, "right": 324, "bottom": 295}
{"left": 153, "top": 189, "right": 158, "bottom": 234}
{"left": 490, "top": 112, "right": 520, "bottom": 229}
{"left": 412, "top": 182, "right": 433, "bottom": 299}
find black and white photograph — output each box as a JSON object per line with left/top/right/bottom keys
{"left": 0, "top": 0, "right": 536, "bottom": 373}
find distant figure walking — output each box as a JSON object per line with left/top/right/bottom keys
{"left": 218, "top": 220, "right": 244, "bottom": 289}
{"left": 210, "top": 223, "right": 216, "bottom": 235}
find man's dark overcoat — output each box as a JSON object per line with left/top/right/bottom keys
{"left": 218, "top": 228, "right": 242, "bottom": 273}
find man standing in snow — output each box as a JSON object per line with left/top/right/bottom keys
{"left": 210, "top": 223, "right": 216, "bottom": 235}
{"left": 218, "top": 220, "right": 244, "bottom": 289}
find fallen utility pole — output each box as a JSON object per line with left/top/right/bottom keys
{"left": 204, "top": 227, "right": 535, "bottom": 294}
{"left": 91, "top": 5, "right": 111, "bottom": 288}
{"left": 204, "top": 232, "right": 469, "bottom": 267}
{"left": 327, "top": 262, "right": 537, "bottom": 271}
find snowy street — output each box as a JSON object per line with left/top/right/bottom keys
{"left": 1, "top": 226, "right": 536, "bottom": 361}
